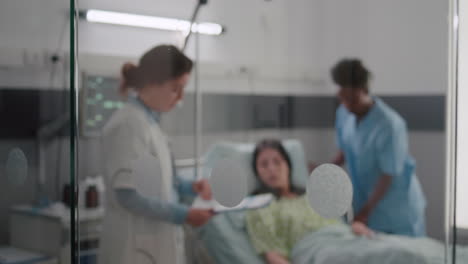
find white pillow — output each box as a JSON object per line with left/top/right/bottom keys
{"left": 202, "top": 139, "right": 308, "bottom": 193}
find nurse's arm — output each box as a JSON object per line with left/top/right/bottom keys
{"left": 354, "top": 174, "right": 392, "bottom": 223}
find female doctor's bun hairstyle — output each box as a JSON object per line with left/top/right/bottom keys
{"left": 119, "top": 45, "right": 193, "bottom": 96}
{"left": 331, "top": 58, "right": 371, "bottom": 91}
{"left": 120, "top": 63, "right": 138, "bottom": 95}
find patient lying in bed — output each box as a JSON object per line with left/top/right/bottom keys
{"left": 246, "top": 139, "right": 373, "bottom": 264}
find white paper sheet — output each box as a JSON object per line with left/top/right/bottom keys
{"left": 192, "top": 194, "right": 273, "bottom": 213}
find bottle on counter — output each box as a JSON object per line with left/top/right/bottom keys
{"left": 85, "top": 185, "right": 99, "bottom": 208}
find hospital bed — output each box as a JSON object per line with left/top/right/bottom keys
{"left": 185, "top": 139, "right": 468, "bottom": 264}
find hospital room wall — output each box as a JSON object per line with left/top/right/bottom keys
{"left": 0, "top": 0, "right": 448, "bottom": 95}
{"left": 75, "top": 0, "right": 448, "bottom": 96}
{"left": 313, "top": 0, "right": 449, "bottom": 96}
{"left": 0, "top": 0, "right": 321, "bottom": 86}
{"left": 76, "top": 0, "right": 321, "bottom": 80}
{"left": 73, "top": 0, "right": 449, "bottom": 96}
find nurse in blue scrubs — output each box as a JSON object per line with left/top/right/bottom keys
{"left": 329, "top": 59, "right": 426, "bottom": 237}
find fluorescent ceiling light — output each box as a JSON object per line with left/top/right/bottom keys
{"left": 81, "top": 9, "right": 224, "bottom": 36}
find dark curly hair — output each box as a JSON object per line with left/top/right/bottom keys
{"left": 331, "top": 58, "right": 371, "bottom": 91}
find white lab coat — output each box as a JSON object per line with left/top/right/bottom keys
{"left": 98, "top": 103, "right": 186, "bottom": 264}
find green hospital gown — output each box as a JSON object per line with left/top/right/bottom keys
{"left": 246, "top": 195, "right": 339, "bottom": 258}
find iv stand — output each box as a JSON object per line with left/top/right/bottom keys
{"left": 183, "top": 0, "right": 207, "bottom": 180}
{"left": 183, "top": 0, "right": 208, "bottom": 51}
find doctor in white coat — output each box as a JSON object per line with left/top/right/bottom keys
{"left": 99, "top": 45, "right": 213, "bottom": 264}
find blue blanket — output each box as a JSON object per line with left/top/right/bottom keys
{"left": 198, "top": 212, "right": 468, "bottom": 264}
{"left": 292, "top": 225, "right": 468, "bottom": 264}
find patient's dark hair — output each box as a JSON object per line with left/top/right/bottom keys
{"left": 331, "top": 58, "right": 371, "bottom": 91}
{"left": 251, "top": 139, "right": 305, "bottom": 198}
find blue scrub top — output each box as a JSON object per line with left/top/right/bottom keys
{"left": 336, "top": 97, "right": 427, "bottom": 237}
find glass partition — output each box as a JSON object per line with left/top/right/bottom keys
{"left": 194, "top": 2, "right": 456, "bottom": 264}
{"left": 74, "top": 0, "right": 463, "bottom": 263}
{"left": 0, "top": 0, "right": 74, "bottom": 263}
{"left": 452, "top": 0, "right": 468, "bottom": 262}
